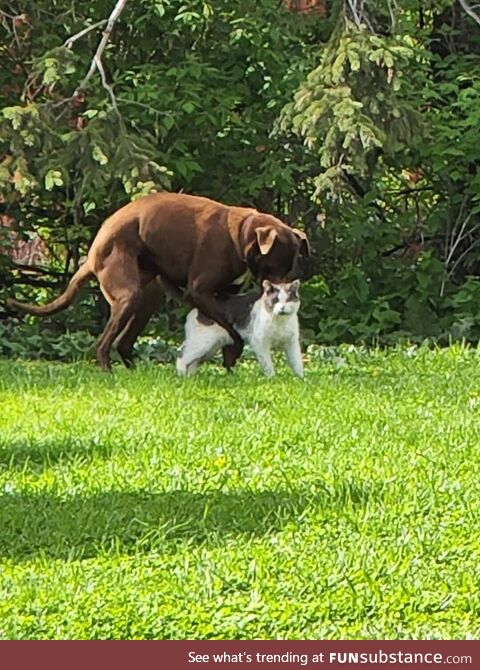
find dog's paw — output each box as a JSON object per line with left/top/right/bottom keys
{"left": 222, "top": 343, "right": 241, "bottom": 369}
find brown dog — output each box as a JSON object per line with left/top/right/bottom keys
{"left": 7, "top": 193, "right": 309, "bottom": 370}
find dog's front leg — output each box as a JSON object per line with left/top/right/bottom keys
{"left": 222, "top": 343, "right": 241, "bottom": 371}
{"left": 189, "top": 288, "right": 244, "bottom": 368}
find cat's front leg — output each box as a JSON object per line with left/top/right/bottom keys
{"left": 284, "top": 338, "right": 304, "bottom": 378}
{"left": 252, "top": 341, "right": 275, "bottom": 377}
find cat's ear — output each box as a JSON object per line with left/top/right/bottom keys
{"left": 288, "top": 279, "right": 300, "bottom": 300}
{"left": 256, "top": 226, "right": 278, "bottom": 255}
{"left": 262, "top": 279, "right": 274, "bottom": 294}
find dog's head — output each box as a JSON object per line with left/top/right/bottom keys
{"left": 261, "top": 279, "right": 300, "bottom": 317}
{"left": 241, "top": 213, "right": 311, "bottom": 282}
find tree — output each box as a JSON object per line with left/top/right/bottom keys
{"left": 276, "top": 0, "right": 480, "bottom": 343}
{"left": 0, "top": 0, "right": 318, "bottom": 297}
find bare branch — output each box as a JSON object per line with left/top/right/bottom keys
{"left": 117, "top": 97, "right": 169, "bottom": 117}
{"left": 347, "top": 0, "right": 361, "bottom": 25}
{"left": 458, "top": 0, "right": 480, "bottom": 27}
{"left": 448, "top": 236, "right": 480, "bottom": 279}
{"left": 31, "top": 2, "right": 127, "bottom": 111}
{"left": 0, "top": 9, "right": 17, "bottom": 20}
{"left": 346, "top": 0, "right": 374, "bottom": 31}
{"left": 440, "top": 204, "right": 479, "bottom": 296}
{"left": 386, "top": 0, "right": 397, "bottom": 31}
{"left": 63, "top": 20, "right": 106, "bottom": 49}
{"left": 386, "top": 186, "right": 433, "bottom": 196}
{"left": 10, "top": 260, "right": 64, "bottom": 277}
{"left": 95, "top": 53, "right": 120, "bottom": 118}
{"left": 71, "top": 0, "right": 128, "bottom": 113}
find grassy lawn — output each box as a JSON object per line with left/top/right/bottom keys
{"left": 0, "top": 346, "right": 479, "bottom": 639}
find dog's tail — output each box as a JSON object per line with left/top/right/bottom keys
{"left": 7, "top": 261, "right": 94, "bottom": 316}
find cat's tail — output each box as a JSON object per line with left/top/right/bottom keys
{"left": 7, "top": 261, "right": 93, "bottom": 316}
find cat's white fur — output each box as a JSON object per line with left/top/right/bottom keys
{"left": 176, "top": 280, "right": 303, "bottom": 378}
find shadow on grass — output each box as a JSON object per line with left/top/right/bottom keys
{"left": 0, "top": 438, "right": 114, "bottom": 470}
{"left": 0, "top": 481, "right": 380, "bottom": 561}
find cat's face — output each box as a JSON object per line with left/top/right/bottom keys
{"left": 262, "top": 280, "right": 300, "bottom": 316}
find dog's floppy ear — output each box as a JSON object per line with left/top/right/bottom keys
{"left": 292, "top": 228, "right": 311, "bottom": 256}
{"left": 256, "top": 226, "right": 278, "bottom": 255}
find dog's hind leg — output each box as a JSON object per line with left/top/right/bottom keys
{"left": 95, "top": 254, "right": 143, "bottom": 371}
{"left": 116, "top": 278, "right": 163, "bottom": 368}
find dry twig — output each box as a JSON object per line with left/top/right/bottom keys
{"left": 458, "top": 0, "right": 480, "bottom": 27}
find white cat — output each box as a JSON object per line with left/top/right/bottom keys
{"left": 176, "top": 280, "right": 303, "bottom": 378}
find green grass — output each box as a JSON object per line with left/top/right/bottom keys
{"left": 0, "top": 346, "right": 479, "bottom": 639}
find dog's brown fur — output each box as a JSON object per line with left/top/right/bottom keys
{"left": 7, "top": 193, "right": 309, "bottom": 370}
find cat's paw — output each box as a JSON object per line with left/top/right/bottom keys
{"left": 176, "top": 358, "right": 188, "bottom": 376}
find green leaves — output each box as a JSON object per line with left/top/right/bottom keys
{"left": 2, "top": 106, "right": 24, "bottom": 131}
{"left": 181, "top": 101, "right": 196, "bottom": 114}
{"left": 3, "top": 105, "right": 39, "bottom": 131}
{"left": 91, "top": 145, "right": 109, "bottom": 166}
{"left": 154, "top": 1, "right": 166, "bottom": 18}
{"left": 3, "top": 0, "right": 480, "bottom": 353}
{"left": 44, "top": 169, "right": 64, "bottom": 190}
{"left": 281, "top": 15, "right": 421, "bottom": 196}
{"left": 42, "top": 58, "right": 60, "bottom": 85}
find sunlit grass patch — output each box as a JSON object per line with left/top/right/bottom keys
{"left": 0, "top": 346, "right": 479, "bottom": 639}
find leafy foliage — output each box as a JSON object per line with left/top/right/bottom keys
{"left": 279, "top": 0, "right": 480, "bottom": 344}
{"left": 2, "top": 0, "right": 480, "bottom": 352}
{"left": 281, "top": 19, "right": 421, "bottom": 193}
